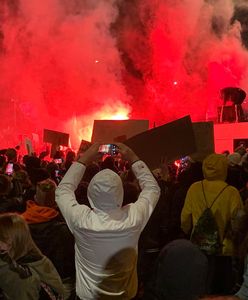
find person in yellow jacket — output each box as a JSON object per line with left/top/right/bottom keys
{"left": 181, "top": 153, "right": 243, "bottom": 295}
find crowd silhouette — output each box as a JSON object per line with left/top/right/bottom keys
{"left": 0, "top": 142, "right": 248, "bottom": 300}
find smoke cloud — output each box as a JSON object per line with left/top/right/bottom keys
{"left": 117, "top": 0, "right": 248, "bottom": 125}
{"left": 0, "top": 0, "right": 129, "bottom": 148}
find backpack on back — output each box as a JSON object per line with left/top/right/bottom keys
{"left": 190, "top": 182, "right": 228, "bottom": 255}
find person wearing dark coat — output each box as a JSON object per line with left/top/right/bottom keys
{"left": 142, "top": 239, "right": 208, "bottom": 300}
{"left": 22, "top": 178, "right": 75, "bottom": 298}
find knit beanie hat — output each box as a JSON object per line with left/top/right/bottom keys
{"left": 227, "top": 152, "right": 242, "bottom": 167}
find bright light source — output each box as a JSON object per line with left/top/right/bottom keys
{"left": 99, "top": 103, "right": 129, "bottom": 121}
{"left": 95, "top": 60, "right": 99, "bottom": 63}
{"left": 67, "top": 103, "right": 130, "bottom": 147}
{"left": 173, "top": 81, "right": 178, "bottom": 85}
{"left": 174, "top": 160, "right": 180, "bottom": 167}
{"left": 111, "top": 113, "right": 129, "bottom": 120}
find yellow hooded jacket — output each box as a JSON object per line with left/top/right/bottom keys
{"left": 181, "top": 154, "right": 243, "bottom": 256}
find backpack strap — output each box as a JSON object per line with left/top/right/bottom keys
{"left": 201, "top": 181, "right": 229, "bottom": 209}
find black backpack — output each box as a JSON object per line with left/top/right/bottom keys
{"left": 190, "top": 181, "right": 228, "bottom": 255}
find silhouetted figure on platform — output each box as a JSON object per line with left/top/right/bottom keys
{"left": 219, "top": 87, "right": 246, "bottom": 123}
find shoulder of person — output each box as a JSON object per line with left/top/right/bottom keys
{"left": 187, "top": 180, "right": 202, "bottom": 191}
{"left": 226, "top": 184, "right": 242, "bottom": 195}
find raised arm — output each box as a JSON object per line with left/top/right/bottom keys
{"left": 116, "top": 143, "right": 161, "bottom": 229}
{"left": 55, "top": 143, "right": 100, "bottom": 230}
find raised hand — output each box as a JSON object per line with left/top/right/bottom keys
{"left": 115, "top": 143, "right": 139, "bottom": 164}
{"left": 77, "top": 143, "right": 101, "bottom": 166}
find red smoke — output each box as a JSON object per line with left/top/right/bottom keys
{"left": 0, "top": 0, "right": 248, "bottom": 150}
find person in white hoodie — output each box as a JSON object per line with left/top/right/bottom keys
{"left": 55, "top": 142, "right": 161, "bottom": 300}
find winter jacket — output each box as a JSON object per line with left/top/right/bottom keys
{"left": 55, "top": 160, "right": 160, "bottom": 300}
{"left": 181, "top": 153, "right": 243, "bottom": 256}
{"left": 0, "top": 255, "right": 64, "bottom": 300}
{"left": 22, "top": 201, "right": 75, "bottom": 279}
{"left": 142, "top": 239, "right": 208, "bottom": 300}
{"left": 22, "top": 200, "right": 59, "bottom": 223}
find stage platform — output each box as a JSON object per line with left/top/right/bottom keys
{"left": 214, "top": 122, "right": 248, "bottom": 153}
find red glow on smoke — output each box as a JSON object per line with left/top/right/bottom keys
{"left": 0, "top": 1, "right": 248, "bottom": 151}
{"left": 65, "top": 103, "right": 130, "bottom": 147}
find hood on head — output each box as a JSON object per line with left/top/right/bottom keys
{"left": 157, "top": 239, "right": 208, "bottom": 299}
{"left": 202, "top": 153, "right": 228, "bottom": 181}
{"left": 87, "top": 169, "right": 123, "bottom": 211}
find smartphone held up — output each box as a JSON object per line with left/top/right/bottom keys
{"left": 5, "top": 162, "right": 14, "bottom": 176}
{"left": 98, "top": 144, "right": 118, "bottom": 156}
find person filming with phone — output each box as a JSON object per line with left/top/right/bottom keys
{"left": 55, "top": 143, "right": 160, "bottom": 300}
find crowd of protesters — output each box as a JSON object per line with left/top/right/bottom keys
{"left": 1, "top": 142, "right": 248, "bottom": 300}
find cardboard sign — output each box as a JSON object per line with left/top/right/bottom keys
{"left": 91, "top": 120, "right": 149, "bottom": 143}
{"left": 43, "top": 129, "right": 69, "bottom": 157}
{"left": 190, "top": 122, "right": 214, "bottom": 161}
{"left": 124, "top": 116, "right": 196, "bottom": 170}
{"left": 32, "top": 133, "right": 39, "bottom": 144}
{"left": 24, "top": 138, "right": 34, "bottom": 155}
{"left": 113, "top": 135, "right": 127, "bottom": 143}
{"left": 43, "top": 129, "right": 69, "bottom": 146}
{"left": 78, "top": 139, "right": 92, "bottom": 153}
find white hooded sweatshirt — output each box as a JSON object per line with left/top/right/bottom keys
{"left": 55, "top": 160, "right": 160, "bottom": 300}
{"left": 56, "top": 161, "right": 160, "bottom": 300}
